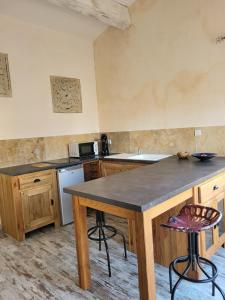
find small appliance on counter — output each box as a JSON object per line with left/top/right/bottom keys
{"left": 93, "top": 140, "right": 101, "bottom": 156}
{"left": 69, "top": 141, "right": 97, "bottom": 158}
{"left": 100, "top": 133, "right": 109, "bottom": 156}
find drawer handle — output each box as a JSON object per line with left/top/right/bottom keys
{"left": 51, "top": 199, "right": 54, "bottom": 205}
{"left": 213, "top": 185, "right": 219, "bottom": 190}
{"left": 33, "top": 178, "right": 41, "bottom": 183}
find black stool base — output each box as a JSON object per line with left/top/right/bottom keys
{"left": 169, "top": 232, "right": 225, "bottom": 300}
{"left": 88, "top": 211, "right": 127, "bottom": 277}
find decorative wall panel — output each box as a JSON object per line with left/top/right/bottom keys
{"left": 50, "top": 76, "right": 82, "bottom": 113}
{"left": 0, "top": 53, "right": 12, "bottom": 97}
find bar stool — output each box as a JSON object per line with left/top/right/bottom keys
{"left": 161, "top": 204, "right": 225, "bottom": 300}
{"left": 88, "top": 210, "right": 127, "bottom": 277}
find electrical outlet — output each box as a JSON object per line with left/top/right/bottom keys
{"left": 194, "top": 129, "right": 202, "bottom": 137}
{"left": 108, "top": 139, "right": 112, "bottom": 145}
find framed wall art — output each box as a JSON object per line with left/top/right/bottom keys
{"left": 0, "top": 52, "right": 12, "bottom": 97}
{"left": 50, "top": 75, "right": 82, "bottom": 113}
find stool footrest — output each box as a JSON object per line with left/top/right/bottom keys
{"left": 168, "top": 232, "right": 225, "bottom": 299}
{"left": 88, "top": 225, "right": 117, "bottom": 241}
{"left": 171, "top": 255, "right": 218, "bottom": 284}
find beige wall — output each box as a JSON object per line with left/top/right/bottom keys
{"left": 94, "top": 0, "right": 225, "bottom": 132}
{"left": 0, "top": 15, "right": 100, "bottom": 139}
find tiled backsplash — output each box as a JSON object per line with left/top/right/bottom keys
{"left": 0, "top": 133, "right": 99, "bottom": 167}
{"left": 107, "top": 126, "right": 225, "bottom": 156}
{"left": 1, "top": 126, "right": 225, "bottom": 167}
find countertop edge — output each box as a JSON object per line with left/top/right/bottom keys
{"left": 0, "top": 154, "right": 165, "bottom": 176}
{"left": 63, "top": 187, "right": 142, "bottom": 211}
{"left": 64, "top": 164, "right": 225, "bottom": 212}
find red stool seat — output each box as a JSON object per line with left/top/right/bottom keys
{"left": 162, "top": 204, "right": 222, "bottom": 233}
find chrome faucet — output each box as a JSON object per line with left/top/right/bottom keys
{"left": 137, "top": 148, "right": 142, "bottom": 155}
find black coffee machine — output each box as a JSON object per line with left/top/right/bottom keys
{"left": 100, "top": 133, "right": 109, "bottom": 156}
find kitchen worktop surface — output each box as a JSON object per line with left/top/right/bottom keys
{"left": 0, "top": 156, "right": 99, "bottom": 176}
{"left": 0, "top": 152, "right": 164, "bottom": 176}
{"left": 64, "top": 156, "right": 225, "bottom": 212}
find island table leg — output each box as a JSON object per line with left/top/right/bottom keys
{"left": 73, "top": 196, "right": 91, "bottom": 289}
{"left": 135, "top": 211, "right": 156, "bottom": 300}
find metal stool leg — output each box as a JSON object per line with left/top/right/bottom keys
{"left": 98, "top": 212, "right": 102, "bottom": 251}
{"left": 98, "top": 228, "right": 102, "bottom": 251}
{"left": 116, "top": 230, "right": 127, "bottom": 259}
{"left": 122, "top": 233, "right": 127, "bottom": 260}
{"left": 171, "top": 259, "right": 192, "bottom": 300}
{"left": 169, "top": 262, "right": 173, "bottom": 294}
{"left": 197, "top": 257, "right": 225, "bottom": 299}
{"left": 212, "top": 264, "right": 216, "bottom": 296}
{"left": 88, "top": 210, "right": 128, "bottom": 277}
{"left": 100, "top": 226, "right": 111, "bottom": 277}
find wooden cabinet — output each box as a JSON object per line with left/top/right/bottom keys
{"left": 100, "top": 160, "right": 145, "bottom": 177}
{"left": 83, "top": 161, "right": 100, "bottom": 181}
{"left": 198, "top": 173, "right": 225, "bottom": 258}
{"left": 21, "top": 185, "right": 55, "bottom": 232}
{"left": 0, "top": 169, "right": 60, "bottom": 241}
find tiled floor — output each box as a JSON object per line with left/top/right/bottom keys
{"left": 0, "top": 214, "right": 224, "bottom": 300}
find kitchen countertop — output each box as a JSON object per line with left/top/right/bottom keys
{"left": 64, "top": 156, "right": 225, "bottom": 212}
{"left": 0, "top": 152, "right": 165, "bottom": 176}
{"left": 0, "top": 156, "right": 99, "bottom": 176}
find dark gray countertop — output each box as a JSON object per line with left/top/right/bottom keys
{"left": 64, "top": 156, "right": 225, "bottom": 212}
{"left": 0, "top": 153, "right": 152, "bottom": 176}
{"left": 0, "top": 157, "right": 99, "bottom": 176}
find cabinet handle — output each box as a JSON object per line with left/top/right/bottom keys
{"left": 51, "top": 199, "right": 54, "bottom": 205}
{"left": 213, "top": 185, "right": 219, "bottom": 190}
{"left": 33, "top": 178, "right": 41, "bottom": 183}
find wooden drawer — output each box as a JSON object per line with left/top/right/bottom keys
{"left": 198, "top": 174, "right": 225, "bottom": 203}
{"left": 18, "top": 171, "right": 52, "bottom": 190}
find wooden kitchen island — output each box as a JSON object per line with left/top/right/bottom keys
{"left": 65, "top": 156, "right": 225, "bottom": 300}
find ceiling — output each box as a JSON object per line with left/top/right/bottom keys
{"left": 0, "top": 0, "right": 107, "bottom": 39}
{"left": 45, "top": 0, "right": 136, "bottom": 29}
{"left": 0, "top": 0, "right": 136, "bottom": 40}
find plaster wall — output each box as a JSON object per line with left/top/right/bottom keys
{"left": 94, "top": 0, "right": 225, "bottom": 132}
{"left": 0, "top": 15, "right": 100, "bottom": 139}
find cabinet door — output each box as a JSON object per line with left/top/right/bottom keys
{"left": 101, "top": 161, "right": 143, "bottom": 177}
{"left": 83, "top": 161, "right": 100, "bottom": 181}
{"left": 21, "top": 185, "right": 54, "bottom": 232}
{"left": 200, "top": 193, "right": 225, "bottom": 257}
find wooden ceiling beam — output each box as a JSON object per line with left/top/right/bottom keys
{"left": 113, "top": 0, "right": 136, "bottom": 6}
{"left": 46, "top": 0, "right": 132, "bottom": 29}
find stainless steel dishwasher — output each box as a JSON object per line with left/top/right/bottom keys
{"left": 57, "top": 164, "right": 84, "bottom": 225}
